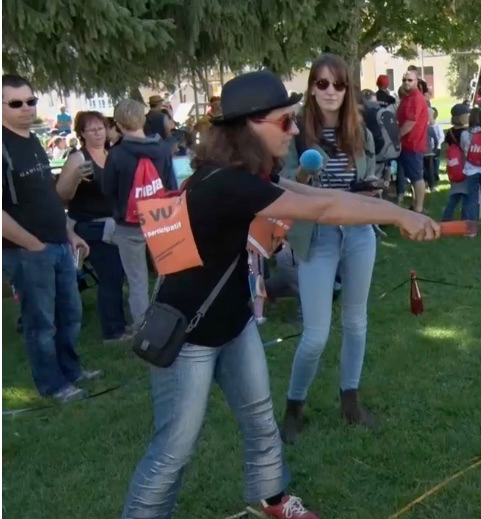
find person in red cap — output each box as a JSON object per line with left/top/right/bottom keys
{"left": 375, "top": 74, "right": 396, "bottom": 108}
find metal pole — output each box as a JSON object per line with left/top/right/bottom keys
{"left": 420, "top": 46, "right": 425, "bottom": 78}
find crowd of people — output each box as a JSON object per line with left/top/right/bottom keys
{"left": 1, "top": 49, "right": 477, "bottom": 518}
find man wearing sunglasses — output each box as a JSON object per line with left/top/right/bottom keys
{"left": 397, "top": 70, "right": 429, "bottom": 213}
{"left": 2, "top": 74, "right": 101, "bottom": 403}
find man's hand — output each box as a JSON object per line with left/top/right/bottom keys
{"left": 67, "top": 230, "right": 90, "bottom": 258}
{"left": 27, "top": 240, "right": 47, "bottom": 252}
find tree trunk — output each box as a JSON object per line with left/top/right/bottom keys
{"left": 351, "top": 60, "right": 362, "bottom": 88}
{"left": 191, "top": 69, "right": 200, "bottom": 119}
{"left": 346, "top": 1, "right": 362, "bottom": 87}
{"left": 219, "top": 62, "right": 225, "bottom": 87}
{"left": 129, "top": 87, "right": 145, "bottom": 105}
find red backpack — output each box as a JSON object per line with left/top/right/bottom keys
{"left": 466, "top": 131, "right": 481, "bottom": 166}
{"left": 446, "top": 131, "right": 466, "bottom": 183}
{"left": 125, "top": 158, "right": 167, "bottom": 223}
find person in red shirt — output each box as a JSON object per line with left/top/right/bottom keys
{"left": 397, "top": 70, "right": 429, "bottom": 212}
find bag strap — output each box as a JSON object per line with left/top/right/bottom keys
{"left": 2, "top": 142, "right": 18, "bottom": 204}
{"left": 186, "top": 254, "right": 240, "bottom": 333}
{"left": 448, "top": 129, "right": 458, "bottom": 146}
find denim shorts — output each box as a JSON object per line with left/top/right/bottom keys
{"left": 400, "top": 151, "right": 424, "bottom": 183}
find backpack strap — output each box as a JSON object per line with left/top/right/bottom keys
{"left": 2, "top": 142, "right": 18, "bottom": 204}
{"left": 448, "top": 129, "right": 459, "bottom": 146}
{"left": 362, "top": 124, "right": 375, "bottom": 159}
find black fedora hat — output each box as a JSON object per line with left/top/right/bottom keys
{"left": 212, "top": 70, "right": 302, "bottom": 124}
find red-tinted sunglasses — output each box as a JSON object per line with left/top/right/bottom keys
{"left": 315, "top": 79, "right": 347, "bottom": 92}
{"left": 254, "top": 113, "right": 297, "bottom": 132}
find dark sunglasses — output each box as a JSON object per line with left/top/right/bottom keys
{"left": 3, "top": 97, "right": 39, "bottom": 109}
{"left": 254, "top": 112, "right": 297, "bottom": 132}
{"left": 315, "top": 79, "right": 347, "bottom": 92}
{"left": 402, "top": 78, "right": 414, "bottom": 83}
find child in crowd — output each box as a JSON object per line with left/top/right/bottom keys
{"left": 460, "top": 107, "right": 481, "bottom": 222}
{"left": 431, "top": 107, "right": 444, "bottom": 182}
{"left": 442, "top": 104, "right": 470, "bottom": 221}
{"left": 65, "top": 136, "right": 79, "bottom": 158}
{"left": 51, "top": 136, "right": 67, "bottom": 159}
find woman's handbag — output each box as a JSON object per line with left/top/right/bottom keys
{"left": 132, "top": 255, "right": 239, "bottom": 368}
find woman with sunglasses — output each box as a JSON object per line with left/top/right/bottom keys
{"left": 280, "top": 53, "right": 386, "bottom": 444}
{"left": 122, "top": 70, "right": 439, "bottom": 519}
{"left": 56, "top": 111, "right": 130, "bottom": 343}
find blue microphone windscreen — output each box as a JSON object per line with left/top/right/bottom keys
{"left": 299, "top": 149, "right": 323, "bottom": 172}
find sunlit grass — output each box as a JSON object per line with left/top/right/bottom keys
{"left": 2, "top": 386, "right": 41, "bottom": 409}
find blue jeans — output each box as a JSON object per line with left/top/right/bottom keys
{"left": 122, "top": 321, "right": 289, "bottom": 519}
{"left": 433, "top": 149, "right": 441, "bottom": 181}
{"left": 288, "top": 225, "right": 376, "bottom": 401}
{"left": 2, "top": 243, "right": 83, "bottom": 396}
{"left": 465, "top": 173, "right": 481, "bottom": 221}
{"left": 442, "top": 193, "right": 469, "bottom": 221}
{"left": 75, "top": 221, "right": 127, "bottom": 339}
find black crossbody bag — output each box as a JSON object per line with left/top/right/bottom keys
{"left": 133, "top": 255, "right": 240, "bottom": 368}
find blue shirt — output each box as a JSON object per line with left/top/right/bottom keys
{"left": 57, "top": 113, "right": 72, "bottom": 131}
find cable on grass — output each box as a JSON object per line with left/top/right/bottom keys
{"left": 387, "top": 457, "right": 481, "bottom": 518}
{"left": 3, "top": 333, "right": 301, "bottom": 417}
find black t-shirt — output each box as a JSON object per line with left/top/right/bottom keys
{"left": 156, "top": 166, "right": 284, "bottom": 346}
{"left": 2, "top": 127, "right": 67, "bottom": 248}
{"left": 68, "top": 148, "right": 113, "bottom": 222}
{"left": 445, "top": 127, "right": 465, "bottom": 146}
{"left": 376, "top": 89, "right": 396, "bottom": 107}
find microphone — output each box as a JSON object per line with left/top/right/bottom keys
{"left": 296, "top": 149, "right": 323, "bottom": 183}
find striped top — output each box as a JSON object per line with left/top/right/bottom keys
{"left": 319, "top": 128, "right": 356, "bottom": 190}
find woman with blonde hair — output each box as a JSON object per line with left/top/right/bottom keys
{"left": 281, "top": 53, "right": 382, "bottom": 443}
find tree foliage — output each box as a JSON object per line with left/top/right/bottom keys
{"left": 2, "top": 0, "right": 480, "bottom": 96}
{"left": 447, "top": 54, "right": 479, "bottom": 99}
{"left": 2, "top": 0, "right": 176, "bottom": 96}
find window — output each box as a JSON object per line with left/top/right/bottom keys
{"left": 87, "top": 93, "right": 113, "bottom": 111}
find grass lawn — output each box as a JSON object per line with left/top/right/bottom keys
{"left": 3, "top": 174, "right": 481, "bottom": 519}
{"left": 430, "top": 96, "right": 457, "bottom": 124}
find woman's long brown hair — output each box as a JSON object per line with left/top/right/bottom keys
{"left": 303, "top": 53, "right": 364, "bottom": 159}
{"left": 192, "top": 118, "right": 276, "bottom": 176}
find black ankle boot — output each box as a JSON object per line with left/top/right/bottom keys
{"left": 340, "top": 389, "right": 375, "bottom": 428}
{"left": 281, "top": 399, "right": 305, "bottom": 444}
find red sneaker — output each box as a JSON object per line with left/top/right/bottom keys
{"left": 261, "top": 495, "right": 321, "bottom": 519}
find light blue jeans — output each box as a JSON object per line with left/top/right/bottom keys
{"left": 123, "top": 320, "right": 289, "bottom": 519}
{"left": 288, "top": 225, "right": 376, "bottom": 401}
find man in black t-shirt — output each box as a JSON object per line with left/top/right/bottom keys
{"left": 375, "top": 75, "right": 396, "bottom": 108}
{"left": 2, "top": 74, "right": 101, "bottom": 402}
